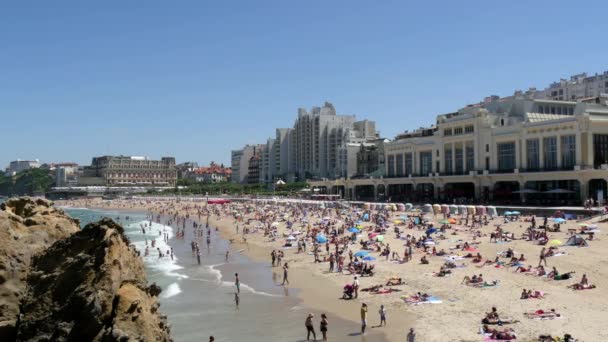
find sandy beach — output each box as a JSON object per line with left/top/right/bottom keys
{"left": 57, "top": 197, "right": 608, "bottom": 341}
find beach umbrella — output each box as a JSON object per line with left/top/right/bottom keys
{"left": 400, "top": 215, "right": 408, "bottom": 220}
{"left": 348, "top": 227, "right": 360, "bottom": 233}
{"left": 448, "top": 218, "right": 457, "bottom": 224}
{"left": 439, "top": 219, "right": 450, "bottom": 225}
{"left": 376, "top": 235, "right": 384, "bottom": 242}
{"left": 323, "top": 216, "right": 331, "bottom": 220}
{"left": 552, "top": 218, "right": 567, "bottom": 224}
{"left": 424, "top": 240, "right": 435, "bottom": 245}
{"left": 425, "top": 228, "right": 438, "bottom": 235}
{"left": 586, "top": 224, "right": 598, "bottom": 229}
{"left": 286, "top": 236, "right": 296, "bottom": 241}
{"left": 511, "top": 211, "right": 521, "bottom": 215}
{"left": 394, "top": 220, "right": 404, "bottom": 224}
{"left": 271, "top": 222, "right": 279, "bottom": 227}
{"left": 579, "top": 222, "right": 591, "bottom": 227}
{"left": 354, "top": 250, "right": 370, "bottom": 257}
{"left": 548, "top": 239, "right": 562, "bottom": 246}
{"left": 362, "top": 256, "right": 376, "bottom": 261}
{"left": 316, "top": 235, "right": 328, "bottom": 243}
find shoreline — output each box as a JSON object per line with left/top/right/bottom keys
{"left": 60, "top": 202, "right": 392, "bottom": 341}
{"left": 57, "top": 198, "right": 608, "bottom": 341}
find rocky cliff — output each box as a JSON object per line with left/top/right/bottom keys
{"left": 0, "top": 197, "right": 80, "bottom": 340}
{"left": 0, "top": 198, "right": 171, "bottom": 342}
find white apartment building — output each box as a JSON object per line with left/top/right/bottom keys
{"left": 231, "top": 102, "right": 378, "bottom": 184}
{"left": 292, "top": 102, "right": 377, "bottom": 180}
{"left": 230, "top": 145, "right": 257, "bottom": 184}
{"left": 309, "top": 95, "right": 608, "bottom": 205}
{"left": 4, "top": 159, "right": 41, "bottom": 176}
{"left": 536, "top": 71, "right": 608, "bottom": 101}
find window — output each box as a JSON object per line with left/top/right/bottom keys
{"left": 485, "top": 157, "right": 490, "bottom": 170}
{"left": 387, "top": 155, "right": 395, "bottom": 177}
{"left": 420, "top": 151, "right": 433, "bottom": 175}
{"left": 444, "top": 147, "right": 453, "bottom": 174}
{"left": 465, "top": 125, "right": 474, "bottom": 134}
{"left": 436, "top": 150, "right": 439, "bottom": 157}
{"left": 444, "top": 128, "right": 452, "bottom": 136}
{"left": 486, "top": 144, "right": 489, "bottom": 153}
{"left": 543, "top": 137, "right": 558, "bottom": 170}
{"left": 500, "top": 119, "right": 505, "bottom": 126}
{"left": 568, "top": 107, "right": 574, "bottom": 115}
{"left": 396, "top": 154, "right": 404, "bottom": 176}
{"left": 594, "top": 134, "right": 608, "bottom": 168}
{"left": 526, "top": 139, "right": 540, "bottom": 170}
{"left": 465, "top": 142, "right": 474, "bottom": 171}
{"left": 454, "top": 127, "right": 463, "bottom": 135}
{"left": 455, "top": 146, "right": 464, "bottom": 174}
{"left": 538, "top": 106, "right": 544, "bottom": 114}
{"left": 561, "top": 135, "right": 576, "bottom": 169}
{"left": 405, "top": 153, "right": 413, "bottom": 175}
{"left": 497, "top": 142, "right": 516, "bottom": 171}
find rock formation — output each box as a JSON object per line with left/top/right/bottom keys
{"left": 0, "top": 197, "right": 80, "bottom": 340}
{"left": 0, "top": 197, "right": 172, "bottom": 342}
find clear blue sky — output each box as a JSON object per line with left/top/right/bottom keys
{"left": 2, "top": 1, "right": 607, "bottom": 168}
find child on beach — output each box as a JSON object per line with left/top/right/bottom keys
{"left": 379, "top": 304, "right": 387, "bottom": 327}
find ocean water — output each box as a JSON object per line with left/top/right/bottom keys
{"left": 64, "top": 207, "right": 381, "bottom": 342}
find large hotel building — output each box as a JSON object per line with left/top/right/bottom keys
{"left": 309, "top": 95, "right": 608, "bottom": 205}
{"left": 79, "top": 156, "right": 177, "bottom": 186}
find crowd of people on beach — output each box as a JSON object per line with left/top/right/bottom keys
{"left": 59, "top": 196, "right": 604, "bottom": 341}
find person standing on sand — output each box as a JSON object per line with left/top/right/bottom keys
{"left": 282, "top": 262, "right": 290, "bottom": 285}
{"left": 235, "top": 273, "right": 240, "bottom": 293}
{"left": 320, "top": 313, "right": 328, "bottom": 341}
{"left": 407, "top": 328, "right": 416, "bottom": 342}
{"left": 353, "top": 276, "right": 360, "bottom": 298}
{"left": 271, "top": 250, "right": 276, "bottom": 267}
{"left": 225, "top": 250, "right": 230, "bottom": 262}
{"left": 378, "top": 304, "right": 386, "bottom": 327}
{"left": 360, "top": 303, "right": 368, "bottom": 335}
{"left": 539, "top": 247, "right": 547, "bottom": 266}
{"left": 305, "top": 313, "right": 316, "bottom": 341}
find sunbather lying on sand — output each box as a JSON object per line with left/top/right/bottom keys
{"left": 385, "top": 277, "right": 403, "bottom": 286}
{"left": 481, "top": 325, "right": 518, "bottom": 340}
{"left": 524, "top": 309, "right": 561, "bottom": 320}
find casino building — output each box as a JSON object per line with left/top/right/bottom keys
{"left": 308, "top": 95, "right": 608, "bottom": 205}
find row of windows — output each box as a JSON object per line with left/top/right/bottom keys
{"left": 443, "top": 125, "right": 474, "bottom": 136}
{"left": 537, "top": 105, "right": 574, "bottom": 115}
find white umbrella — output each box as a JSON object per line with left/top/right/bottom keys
{"left": 286, "top": 236, "right": 296, "bottom": 241}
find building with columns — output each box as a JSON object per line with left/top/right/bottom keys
{"left": 309, "top": 95, "right": 608, "bottom": 205}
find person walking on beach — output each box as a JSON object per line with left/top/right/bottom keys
{"left": 407, "top": 328, "right": 416, "bottom": 342}
{"left": 539, "top": 247, "right": 547, "bottom": 266}
{"left": 320, "top": 313, "right": 328, "bottom": 341}
{"left": 196, "top": 248, "right": 201, "bottom": 265}
{"left": 378, "top": 304, "right": 386, "bottom": 327}
{"left": 235, "top": 273, "right": 240, "bottom": 293}
{"left": 353, "top": 276, "right": 360, "bottom": 298}
{"left": 360, "top": 303, "right": 368, "bottom": 335}
{"left": 282, "top": 262, "right": 290, "bottom": 285}
{"left": 305, "top": 313, "right": 316, "bottom": 341}
{"left": 225, "top": 250, "right": 230, "bottom": 262}
{"left": 271, "top": 250, "right": 276, "bottom": 267}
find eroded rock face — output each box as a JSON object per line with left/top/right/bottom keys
{"left": 16, "top": 218, "right": 172, "bottom": 341}
{"left": 0, "top": 198, "right": 171, "bottom": 342}
{"left": 0, "top": 197, "right": 80, "bottom": 340}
